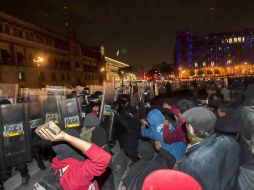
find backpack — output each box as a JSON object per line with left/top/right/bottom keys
{"left": 34, "top": 170, "right": 62, "bottom": 190}
{"left": 34, "top": 170, "right": 96, "bottom": 190}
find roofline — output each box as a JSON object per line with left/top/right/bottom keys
{"left": 105, "top": 56, "right": 129, "bottom": 67}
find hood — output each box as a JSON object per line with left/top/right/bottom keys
{"left": 51, "top": 157, "right": 78, "bottom": 173}
{"left": 214, "top": 110, "right": 241, "bottom": 133}
{"left": 137, "top": 141, "right": 155, "bottom": 160}
{"left": 52, "top": 128, "right": 84, "bottom": 161}
{"left": 83, "top": 113, "right": 100, "bottom": 129}
{"left": 147, "top": 109, "right": 165, "bottom": 127}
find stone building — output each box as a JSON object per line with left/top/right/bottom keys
{"left": 0, "top": 10, "right": 104, "bottom": 88}
{"left": 105, "top": 56, "right": 129, "bottom": 84}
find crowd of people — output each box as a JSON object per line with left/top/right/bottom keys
{"left": 0, "top": 77, "right": 254, "bottom": 190}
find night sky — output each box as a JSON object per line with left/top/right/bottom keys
{"left": 1, "top": 0, "right": 254, "bottom": 69}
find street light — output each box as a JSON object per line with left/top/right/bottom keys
{"left": 100, "top": 67, "right": 105, "bottom": 73}
{"left": 33, "top": 56, "right": 44, "bottom": 67}
{"left": 33, "top": 56, "right": 44, "bottom": 87}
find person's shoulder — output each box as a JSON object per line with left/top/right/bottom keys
{"left": 93, "top": 126, "right": 106, "bottom": 133}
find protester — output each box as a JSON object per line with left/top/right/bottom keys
{"left": 80, "top": 113, "right": 100, "bottom": 142}
{"left": 162, "top": 103, "right": 188, "bottom": 144}
{"left": 36, "top": 126, "right": 111, "bottom": 190}
{"left": 121, "top": 140, "right": 176, "bottom": 190}
{"left": 142, "top": 169, "right": 202, "bottom": 190}
{"left": 140, "top": 109, "right": 186, "bottom": 162}
{"left": 180, "top": 107, "right": 241, "bottom": 190}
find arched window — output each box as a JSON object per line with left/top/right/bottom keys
{"left": 12, "top": 26, "right": 18, "bottom": 36}
{"left": 18, "top": 28, "right": 23, "bottom": 38}
{"left": 30, "top": 32, "right": 34, "bottom": 41}
{"left": 25, "top": 30, "right": 30, "bottom": 40}
{"left": 4, "top": 24, "right": 10, "bottom": 34}
{"left": 0, "top": 23, "right": 3, "bottom": 33}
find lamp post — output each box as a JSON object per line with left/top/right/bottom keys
{"left": 100, "top": 66, "right": 106, "bottom": 84}
{"left": 33, "top": 56, "right": 44, "bottom": 88}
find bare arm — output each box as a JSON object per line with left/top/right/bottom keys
{"left": 36, "top": 126, "right": 92, "bottom": 153}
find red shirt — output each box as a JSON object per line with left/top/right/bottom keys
{"left": 51, "top": 144, "right": 111, "bottom": 190}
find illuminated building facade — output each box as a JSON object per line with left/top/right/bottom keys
{"left": 105, "top": 56, "right": 129, "bottom": 83}
{"left": 0, "top": 11, "right": 104, "bottom": 88}
{"left": 176, "top": 30, "right": 254, "bottom": 77}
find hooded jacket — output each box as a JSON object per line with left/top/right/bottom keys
{"left": 51, "top": 144, "right": 111, "bottom": 190}
{"left": 140, "top": 109, "right": 186, "bottom": 161}
{"left": 180, "top": 134, "right": 240, "bottom": 190}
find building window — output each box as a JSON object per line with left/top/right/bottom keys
{"left": 1, "top": 49, "right": 10, "bottom": 64}
{"left": 202, "top": 62, "right": 206, "bottom": 67}
{"left": 61, "top": 73, "right": 65, "bottom": 80}
{"left": 18, "top": 29, "right": 23, "bottom": 38}
{"left": 16, "top": 52, "right": 24, "bottom": 65}
{"left": 4, "top": 24, "right": 10, "bottom": 34}
{"left": 30, "top": 32, "right": 34, "bottom": 41}
{"left": 194, "top": 62, "right": 198, "bottom": 67}
{"left": 75, "top": 62, "right": 80, "bottom": 68}
{"left": 18, "top": 72, "right": 25, "bottom": 81}
{"left": 77, "top": 78, "right": 81, "bottom": 85}
{"left": 0, "top": 23, "right": 3, "bottom": 33}
{"left": 52, "top": 73, "right": 56, "bottom": 81}
{"left": 66, "top": 73, "right": 70, "bottom": 81}
{"left": 242, "top": 37, "right": 245, "bottom": 42}
{"left": 211, "top": 61, "right": 215, "bottom": 67}
{"left": 25, "top": 31, "right": 30, "bottom": 40}
{"left": 12, "top": 26, "right": 18, "bottom": 36}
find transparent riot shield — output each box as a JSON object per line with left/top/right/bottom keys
{"left": 0, "top": 103, "right": 32, "bottom": 169}
{"left": 99, "top": 83, "right": 116, "bottom": 121}
{"left": 21, "top": 88, "right": 44, "bottom": 103}
{"left": 0, "top": 83, "right": 18, "bottom": 103}
{"left": 45, "top": 85, "right": 66, "bottom": 98}
{"left": 100, "top": 83, "right": 117, "bottom": 143}
{"left": 101, "top": 105, "right": 116, "bottom": 143}
{"left": 27, "top": 102, "right": 44, "bottom": 148}
{"left": 44, "top": 95, "right": 61, "bottom": 127}
{"left": 60, "top": 98, "right": 82, "bottom": 129}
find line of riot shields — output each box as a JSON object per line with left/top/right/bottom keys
{"left": 0, "top": 96, "right": 83, "bottom": 176}
{"left": 0, "top": 81, "right": 157, "bottom": 186}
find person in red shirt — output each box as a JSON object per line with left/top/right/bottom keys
{"left": 36, "top": 126, "right": 111, "bottom": 190}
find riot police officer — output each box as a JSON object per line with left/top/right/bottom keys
{"left": 114, "top": 94, "right": 141, "bottom": 161}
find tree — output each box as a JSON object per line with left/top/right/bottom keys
{"left": 189, "top": 70, "right": 195, "bottom": 76}
{"left": 197, "top": 70, "right": 204, "bottom": 75}
{"left": 207, "top": 70, "right": 213, "bottom": 75}
{"left": 214, "top": 69, "right": 220, "bottom": 75}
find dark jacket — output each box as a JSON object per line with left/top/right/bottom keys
{"left": 180, "top": 134, "right": 240, "bottom": 190}
{"left": 115, "top": 105, "right": 141, "bottom": 161}
{"left": 122, "top": 148, "right": 176, "bottom": 190}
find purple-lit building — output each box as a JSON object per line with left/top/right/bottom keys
{"left": 176, "top": 30, "right": 254, "bottom": 76}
